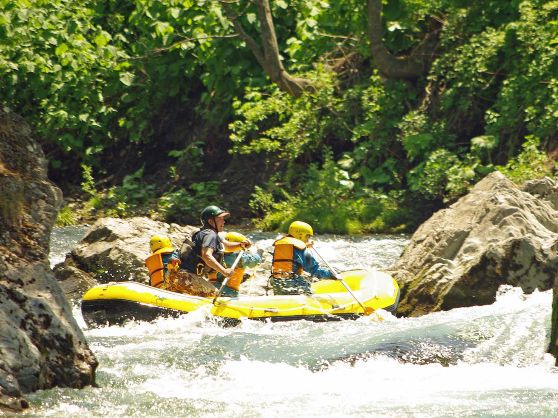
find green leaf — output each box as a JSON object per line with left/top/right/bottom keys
{"left": 55, "top": 43, "right": 68, "bottom": 56}
{"left": 94, "top": 31, "right": 112, "bottom": 47}
{"left": 276, "top": 0, "right": 288, "bottom": 9}
{"left": 471, "top": 135, "right": 498, "bottom": 151}
{"left": 306, "top": 18, "right": 317, "bottom": 28}
{"left": 247, "top": 13, "right": 257, "bottom": 24}
{"left": 119, "top": 72, "right": 134, "bottom": 86}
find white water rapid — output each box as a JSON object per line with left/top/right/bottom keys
{"left": 26, "top": 227, "right": 558, "bottom": 417}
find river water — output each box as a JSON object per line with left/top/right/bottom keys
{"left": 22, "top": 227, "right": 558, "bottom": 416}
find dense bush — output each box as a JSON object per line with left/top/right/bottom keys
{"left": 230, "top": 0, "right": 558, "bottom": 231}
{"left": 2, "top": 0, "right": 557, "bottom": 232}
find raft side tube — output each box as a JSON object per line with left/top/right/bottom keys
{"left": 80, "top": 269, "right": 400, "bottom": 326}
{"left": 81, "top": 299, "right": 182, "bottom": 327}
{"left": 81, "top": 298, "right": 361, "bottom": 328}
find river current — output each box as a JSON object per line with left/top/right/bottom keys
{"left": 22, "top": 227, "right": 558, "bottom": 416}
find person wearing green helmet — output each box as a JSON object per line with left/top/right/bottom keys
{"left": 270, "top": 220, "right": 334, "bottom": 295}
{"left": 181, "top": 205, "right": 251, "bottom": 288}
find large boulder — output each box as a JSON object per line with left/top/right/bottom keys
{"left": 0, "top": 109, "right": 97, "bottom": 412}
{"left": 55, "top": 217, "right": 197, "bottom": 291}
{"left": 528, "top": 177, "right": 558, "bottom": 364}
{"left": 389, "top": 171, "right": 558, "bottom": 317}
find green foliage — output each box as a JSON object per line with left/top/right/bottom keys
{"left": 497, "top": 136, "right": 556, "bottom": 184}
{"left": 3, "top": 0, "right": 557, "bottom": 233}
{"left": 0, "top": 0, "right": 253, "bottom": 174}
{"left": 55, "top": 205, "right": 77, "bottom": 226}
{"left": 101, "top": 167, "right": 156, "bottom": 216}
{"left": 431, "top": 0, "right": 558, "bottom": 155}
{"left": 407, "top": 149, "right": 460, "bottom": 200}
{"left": 347, "top": 74, "right": 410, "bottom": 188}
{"left": 230, "top": 69, "right": 346, "bottom": 162}
{"left": 251, "top": 150, "right": 413, "bottom": 233}
{"left": 0, "top": 0, "right": 125, "bottom": 159}
{"left": 158, "top": 181, "right": 220, "bottom": 224}
{"left": 399, "top": 111, "right": 455, "bottom": 162}
{"left": 79, "top": 167, "right": 157, "bottom": 218}
{"left": 80, "top": 164, "right": 97, "bottom": 197}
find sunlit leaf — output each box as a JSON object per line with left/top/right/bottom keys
{"left": 119, "top": 72, "right": 134, "bottom": 86}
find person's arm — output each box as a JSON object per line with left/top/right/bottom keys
{"left": 223, "top": 240, "right": 251, "bottom": 252}
{"left": 297, "top": 248, "right": 333, "bottom": 278}
{"left": 168, "top": 249, "right": 181, "bottom": 271}
{"left": 240, "top": 252, "right": 262, "bottom": 268}
{"left": 201, "top": 247, "right": 232, "bottom": 276}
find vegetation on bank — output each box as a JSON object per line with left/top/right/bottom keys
{"left": 1, "top": 0, "right": 557, "bottom": 233}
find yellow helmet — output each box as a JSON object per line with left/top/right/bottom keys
{"left": 288, "top": 221, "right": 313, "bottom": 243}
{"left": 223, "top": 231, "right": 248, "bottom": 253}
{"left": 149, "top": 235, "right": 174, "bottom": 254}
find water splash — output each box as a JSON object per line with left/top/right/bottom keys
{"left": 32, "top": 228, "right": 558, "bottom": 417}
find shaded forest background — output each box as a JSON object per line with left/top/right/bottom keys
{"left": 1, "top": 0, "right": 557, "bottom": 233}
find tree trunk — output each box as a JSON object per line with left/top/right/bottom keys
{"left": 367, "top": 0, "right": 436, "bottom": 79}
{"left": 223, "top": 0, "right": 313, "bottom": 97}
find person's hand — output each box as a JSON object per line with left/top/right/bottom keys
{"left": 256, "top": 247, "right": 264, "bottom": 258}
{"left": 169, "top": 258, "right": 180, "bottom": 271}
{"left": 240, "top": 240, "right": 252, "bottom": 249}
{"left": 222, "top": 267, "right": 233, "bottom": 277}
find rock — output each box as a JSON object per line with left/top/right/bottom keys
{"left": 389, "top": 171, "right": 558, "bottom": 317}
{"left": 53, "top": 259, "right": 98, "bottom": 301}
{"left": 522, "top": 176, "right": 558, "bottom": 210}
{"left": 0, "top": 109, "right": 97, "bottom": 412}
{"left": 56, "top": 217, "right": 197, "bottom": 288}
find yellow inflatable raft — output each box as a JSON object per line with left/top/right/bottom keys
{"left": 81, "top": 269, "right": 399, "bottom": 327}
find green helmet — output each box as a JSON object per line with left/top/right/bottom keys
{"left": 200, "top": 205, "right": 230, "bottom": 225}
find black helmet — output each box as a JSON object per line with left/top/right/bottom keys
{"left": 200, "top": 205, "right": 230, "bottom": 225}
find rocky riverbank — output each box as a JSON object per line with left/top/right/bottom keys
{"left": 0, "top": 109, "right": 97, "bottom": 412}
{"left": 3, "top": 100, "right": 558, "bottom": 414}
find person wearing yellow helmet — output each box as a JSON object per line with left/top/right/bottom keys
{"left": 270, "top": 221, "right": 334, "bottom": 295}
{"left": 146, "top": 234, "right": 218, "bottom": 297}
{"left": 213, "top": 231, "right": 264, "bottom": 297}
{"left": 145, "top": 235, "right": 181, "bottom": 289}
{"left": 181, "top": 205, "right": 251, "bottom": 288}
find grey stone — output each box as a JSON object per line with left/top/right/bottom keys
{"left": 389, "top": 171, "right": 558, "bottom": 317}
{"left": 0, "top": 109, "right": 97, "bottom": 412}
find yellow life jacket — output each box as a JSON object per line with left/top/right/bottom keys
{"left": 272, "top": 236, "right": 306, "bottom": 278}
{"left": 145, "top": 253, "right": 166, "bottom": 287}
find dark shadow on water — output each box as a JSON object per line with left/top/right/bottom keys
{"left": 313, "top": 336, "right": 477, "bottom": 370}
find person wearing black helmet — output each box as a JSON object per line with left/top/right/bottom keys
{"left": 181, "top": 205, "right": 250, "bottom": 288}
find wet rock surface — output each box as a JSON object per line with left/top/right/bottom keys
{"left": 389, "top": 172, "right": 558, "bottom": 317}
{"left": 0, "top": 109, "right": 97, "bottom": 412}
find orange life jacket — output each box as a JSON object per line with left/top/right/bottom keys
{"left": 223, "top": 257, "right": 245, "bottom": 291}
{"left": 145, "top": 253, "right": 166, "bottom": 287}
{"left": 271, "top": 236, "right": 306, "bottom": 278}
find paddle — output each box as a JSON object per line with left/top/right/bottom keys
{"left": 311, "top": 246, "right": 374, "bottom": 315}
{"left": 212, "top": 250, "right": 245, "bottom": 304}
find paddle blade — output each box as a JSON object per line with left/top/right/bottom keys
{"left": 363, "top": 307, "right": 375, "bottom": 315}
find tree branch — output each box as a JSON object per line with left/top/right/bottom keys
{"left": 222, "top": 3, "right": 266, "bottom": 68}
{"left": 367, "top": 0, "right": 437, "bottom": 79}
{"left": 222, "top": 0, "right": 313, "bottom": 97}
